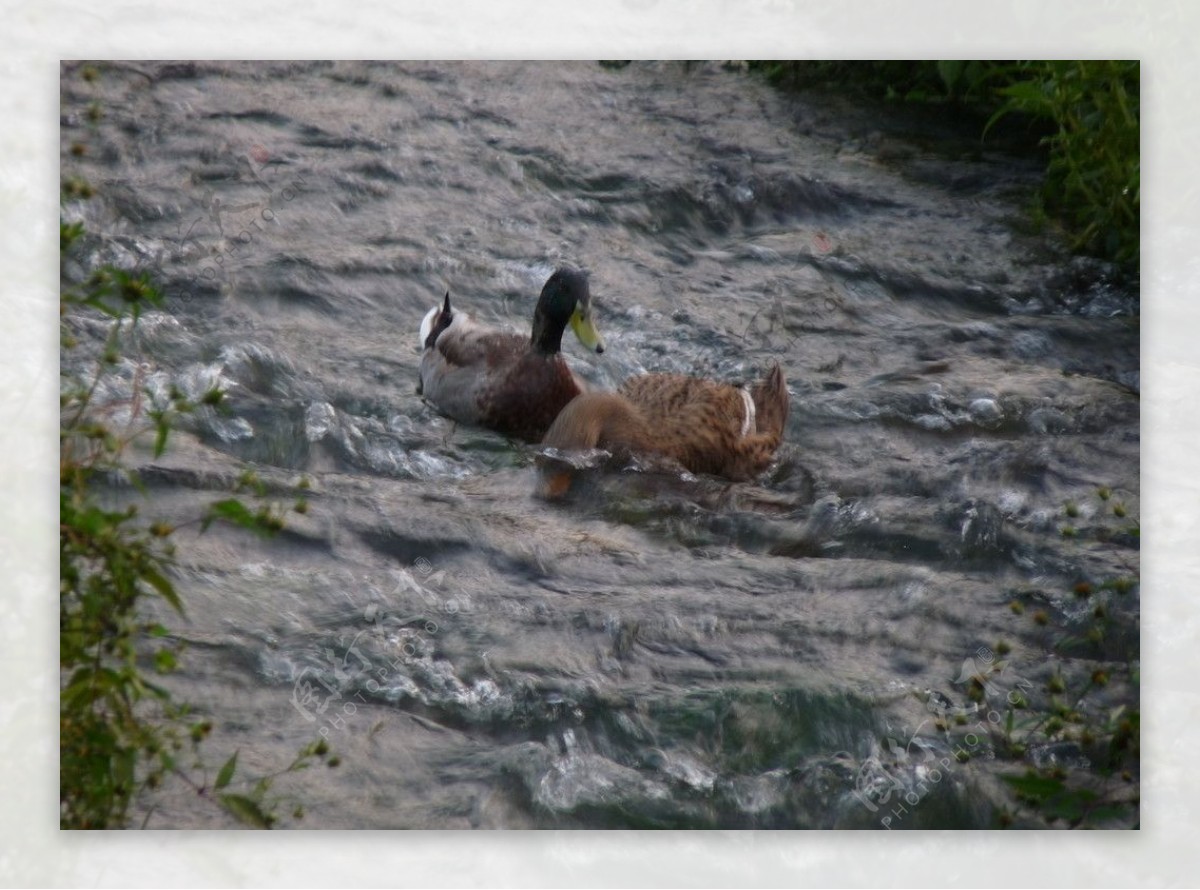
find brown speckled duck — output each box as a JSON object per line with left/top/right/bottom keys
{"left": 417, "top": 268, "right": 606, "bottom": 442}
{"left": 541, "top": 362, "right": 789, "bottom": 483}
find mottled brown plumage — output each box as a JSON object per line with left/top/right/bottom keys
{"left": 542, "top": 362, "right": 789, "bottom": 482}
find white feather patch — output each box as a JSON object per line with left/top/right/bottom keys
{"left": 739, "top": 387, "right": 756, "bottom": 438}
{"left": 418, "top": 306, "right": 440, "bottom": 351}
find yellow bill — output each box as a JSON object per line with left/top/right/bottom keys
{"left": 569, "top": 305, "right": 605, "bottom": 354}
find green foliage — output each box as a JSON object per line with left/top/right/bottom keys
{"left": 209, "top": 738, "right": 335, "bottom": 828}
{"left": 987, "top": 61, "right": 1139, "bottom": 265}
{"left": 1001, "top": 773, "right": 1120, "bottom": 825}
{"left": 745, "top": 60, "right": 1002, "bottom": 105}
{"left": 945, "top": 650, "right": 1138, "bottom": 828}
{"left": 744, "top": 60, "right": 1139, "bottom": 268}
{"left": 985, "top": 490, "right": 1139, "bottom": 828}
{"left": 60, "top": 200, "right": 323, "bottom": 827}
{"left": 60, "top": 247, "right": 191, "bottom": 827}
{"left": 202, "top": 497, "right": 285, "bottom": 535}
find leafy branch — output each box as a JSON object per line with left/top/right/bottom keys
{"left": 61, "top": 183, "right": 324, "bottom": 828}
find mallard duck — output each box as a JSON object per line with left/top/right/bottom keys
{"left": 541, "top": 362, "right": 789, "bottom": 486}
{"left": 417, "top": 267, "right": 606, "bottom": 442}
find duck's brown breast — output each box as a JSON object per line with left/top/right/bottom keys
{"left": 479, "top": 352, "right": 582, "bottom": 442}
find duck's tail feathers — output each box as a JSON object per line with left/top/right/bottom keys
{"left": 750, "top": 361, "right": 789, "bottom": 442}
{"left": 418, "top": 291, "right": 454, "bottom": 351}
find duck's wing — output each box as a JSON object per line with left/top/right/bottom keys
{"left": 419, "top": 311, "right": 525, "bottom": 424}
{"left": 616, "top": 375, "right": 740, "bottom": 473}
{"left": 619, "top": 373, "right": 692, "bottom": 417}
{"left": 621, "top": 374, "right": 747, "bottom": 436}
{"left": 618, "top": 372, "right": 786, "bottom": 481}
{"left": 433, "top": 313, "right": 521, "bottom": 368}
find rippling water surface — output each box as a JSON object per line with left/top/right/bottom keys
{"left": 61, "top": 61, "right": 1139, "bottom": 828}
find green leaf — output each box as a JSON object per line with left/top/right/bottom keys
{"left": 203, "top": 498, "right": 259, "bottom": 533}
{"left": 1002, "top": 773, "right": 1065, "bottom": 801}
{"left": 81, "top": 295, "right": 121, "bottom": 318}
{"left": 153, "top": 420, "right": 169, "bottom": 458}
{"left": 998, "top": 79, "right": 1053, "bottom": 114}
{"left": 215, "top": 752, "right": 238, "bottom": 790}
{"left": 153, "top": 648, "right": 178, "bottom": 673}
{"left": 61, "top": 221, "right": 85, "bottom": 251}
{"left": 139, "top": 677, "right": 172, "bottom": 700}
{"left": 218, "top": 792, "right": 272, "bottom": 828}
{"left": 937, "top": 60, "right": 964, "bottom": 93}
{"left": 141, "top": 566, "right": 183, "bottom": 614}
{"left": 1042, "top": 787, "right": 1098, "bottom": 823}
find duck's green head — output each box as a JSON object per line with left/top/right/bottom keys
{"left": 530, "top": 268, "right": 606, "bottom": 356}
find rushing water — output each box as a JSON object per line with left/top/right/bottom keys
{"left": 61, "top": 61, "right": 1139, "bottom": 829}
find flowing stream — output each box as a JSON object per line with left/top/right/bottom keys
{"left": 61, "top": 61, "right": 1139, "bottom": 829}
